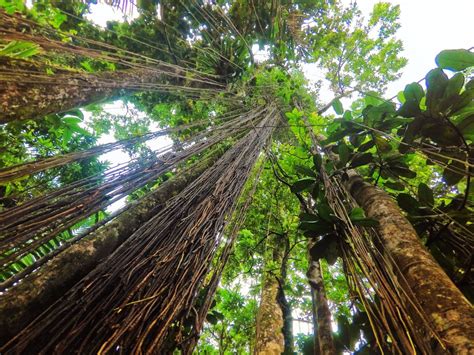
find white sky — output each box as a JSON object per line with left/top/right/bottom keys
{"left": 359, "top": 0, "right": 473, "bottom": 97}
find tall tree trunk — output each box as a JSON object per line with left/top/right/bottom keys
{"left": 276, "top": 236, "right": 294, "bottom": 354}
{"left": 0, "top": 57, "right": 219, "bottom": 123}
{"left": 344, "top": 171, "right": 474, "bottom": 353}
{"left": 307, "top": 239, "right": 336, "bottom": 355}
{"left": 0, "top": 155, "right": 217, "bottom": 345}
{"left": 254, "top": 235, "right": 285, "bottom": 355}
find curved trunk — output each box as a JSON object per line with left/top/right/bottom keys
{"left": 345, "top": 172, "right": 474, "bottom": 353}
{"left": 307, "top": 240, "right": 335, "bottom": 355}
{"left": 0, "top": 156, "right": 216, "bottom": 344}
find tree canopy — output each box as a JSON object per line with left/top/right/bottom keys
{"left": 0, "top": 1, "right": 473, "bottom": 354}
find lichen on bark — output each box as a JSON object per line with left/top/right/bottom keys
{"left": 344, "top": 171, "right": 474, "bottom": 354}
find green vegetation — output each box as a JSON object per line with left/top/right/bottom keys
{"left": 0, "top": 1, "right": 472, "bottom": 354}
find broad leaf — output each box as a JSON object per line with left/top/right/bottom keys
{"left": 397, "top": 193, "right": 419, "bottom": 214}
{"left": 291, "top": 178, "right": 315, "bottom": 193}
{"left": 435, "top": 49, "right": 474, "bottom": 71}
{"left": 349, "top": 153, "right": 373, "bottom": 168}
{"left": 418, "top": 183, "right": 434, "bottom": 207}
{"left": 332, "top": 98, "right": 344, "bottom": 115}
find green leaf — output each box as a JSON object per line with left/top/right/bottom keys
{"left": 349, "top": 153, "right": 373, "bottom": 168}
{"left": 352, "top": 218, "right": 379, "bottom": 227}
{"left": 397, "top": 193, "right": 419, "bottom": 214}
{"left": 299, "top": 220, "right": 333, "bottom": 235}
{"left": 338, "top": 143, "right": 350, "bottom": 166}
{"left": 291, "top": 178, "right": 315, "bottom": 193}
{"left": 349, "top": 207, "right": 365, "bottom": 220}
{"left": 349, "top": 207, "right": 379, "bottom": 226}
{"left": 317, "top": 202, "right": 334, "bottom": 222}
{"left": 384, "top": 180, "right": 405, "bottom": 191}
{"left": 397, "top": 82, "right": 424, "bottom": 117}
{"left": 435, "top": 49, "right": 474, "bottom": 71}
{"left": 332, "top": 98, "right": 344, "bottom": 115}
{"left": 425, "top": 68, "right": 449, "bottom": 116}
{"left": 299, "top": 213, "right": 319, "bottom": 222}
{"left": 418, "top": 183, "right": 434, "bottom": 207}
{"left": 357, "top": 139, "right": 375, "bottom": 152}
{"left": 457, "top": 115, "right": 474, "bottom": 140}
{"left": 295, "top": 165, "right": 317, "bottom": 178}
{"left": 443, "top": 161, "right": 465, "bottom": 186}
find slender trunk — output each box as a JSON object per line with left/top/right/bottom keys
{"left": 276, "top": 237, "right": 294, "bottom": 354}
{"left": 344, "top": 171, "right": 474, "bottom": 353}
{"left": 254, "top": 235, "right": 285, "bottom": 355}
{"left": 0, "top": 155, "right": 216, "bottom": 345}
{"left": 307, "top": 239, "right": 336, "bottom": 355}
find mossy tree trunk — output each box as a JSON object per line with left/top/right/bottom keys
{"left": 0, "top": 57, "right": 217, "bottom": 123}
{"left": 307, "top": 238, "right": 336, "bottom": 355}
{"left": 254, "top": 235, "right": 286, "bottom": 355}
{"left": 344, "top": 172, "right": 474, "bottom": 354}
{"left": 0, "top": 156, "right": 216, "bottom": 345}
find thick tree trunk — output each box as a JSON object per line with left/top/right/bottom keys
{"left": 0, "top": 156, "right": 216, "bottom": 345}
{"left": 307, "top": 240, "right": 336, "bottom": 355}
{"left": 254, "top": 236, "right": 285, "bottom": 355}
{"left": 0, "top": 57, "right": 205, "bottom": 123}
{"left": 344, "top": 171, "right": 474, "bottom": 354}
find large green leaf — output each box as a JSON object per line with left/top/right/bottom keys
{"left": 425, "top": 68, "right": 449, "bottom": 117}
{"left": 299, "top": 220, "right": 333, "bottom": 235}
{"left": 384, "top": 180, "right": 405, "bottom": 191}
{"left": 295, "top": 165, "right": 317, "bottom": 178}
{"left": 291, "top": 178, "right": 316, "bottom": 193}
{"left": 397, "top": 193, "right": 419, "bottom": 214}
{"left": 443, "top": 161, "right": 465, "bottom": 185}
{"left": 349, "top": 153, "right": 373, "bottom": 168}
{"left": 435, "top": 49, "right": 474, "bottom": 71}
{"left": 332, "top": 98, "right": 344, "bottom": 115}
{"left": 338, "top": 142, "right": 350, "bottom": 166}
{"left": 418, "top": 183, "right": 434, "bottom": 207}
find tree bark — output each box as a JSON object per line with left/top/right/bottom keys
{"left": 276, "top": 236, "right": 294, "bottom": 355}
{"left": 254, "top": 236, "right": 285, "bottom": 355}
{"left": 344, "top": 171, "right": 474, "bottom": 354}
{"left": 307, "top": 239, "right": 336, "bottom": 355}
{"left": 0, "top": 57, "right": 216, "bottom": 123}
{"left": 0, "top": 156, "right": 216, "bottom": 345}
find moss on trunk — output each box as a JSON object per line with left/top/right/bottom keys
{"left": 345, "top": 172, "right": 474, "bottom": 354}
{"left": 307, "top": 239, "right": 335, "bottom": 355}
{"left": 255, "top": 236, "right": 285, "bottom": 355}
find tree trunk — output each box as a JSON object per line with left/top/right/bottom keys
{"left": 344, "top": 171, "right": 474, "bottom": 354}
{"left": 276, "top": 236, "right": 294, "bottom": 354}
{"left": 0, "top": 155, "right": 216, "bottom": 345}
{"left": 254, "top": 235, "right": 285, "bottom": 355}
{"left": 307, "top": 239, "right": 336, "bottom": 355}
{"left": 0, "top": 57, "right": 219, "bottom": 123}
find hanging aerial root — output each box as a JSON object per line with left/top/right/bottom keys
{"left": 0, "top": 109, "right": 264, "bottom": 274}
{"left": 1, "top": 105, "right": 280, "bottom": 354}
{"left": 0, "top": 146, "right": 224, "bottom": 344}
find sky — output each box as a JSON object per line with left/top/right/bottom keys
{"left": 350, "top": 0, "right": 473, "bottom": 97}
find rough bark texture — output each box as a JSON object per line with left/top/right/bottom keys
{"left": 345, "top": 172, "right": 474, "bottom": 354}
{"left": 307, "top": 240, "right": 336, "bottom": 355}
{"left": 0, "top": 158, "right": 214, "bottom": 344}
{"left": 0, "top": 57, "right": 217, "bottom": 123}
{"left": 254, "top": 236, "right": 285, "bottom": 355}
{"left": 276, "top": 237, "right": 294, "bottom": 354}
